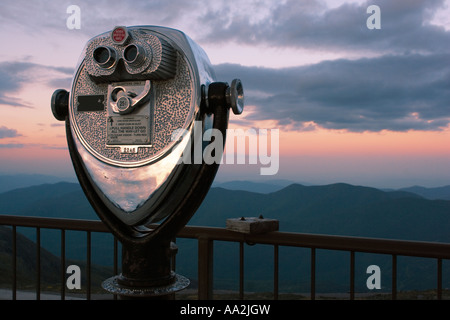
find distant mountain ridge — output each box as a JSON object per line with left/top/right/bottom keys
{"left": 213, "top": 179, "right": 298, "bottom": 194}
{"left": 0, "top": 181, "right": 95, "bottom": 220}
{"left": 191, "top": 182, "right": 449, "bottom": 242}
{"left": 213, "top": 178, "right": 450, "bottom": 200}
{"left": 2, "top": 173, "right": 450, "bottom": 199}
{"left": 0, "top": 174, "right": 77, "bottom": 193}
{"left": 399, "top": 185, "right": 450, "bottom": 200}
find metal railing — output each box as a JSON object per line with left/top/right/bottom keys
{"left": 1, "top": 214, "right": 449, "bottom": 300}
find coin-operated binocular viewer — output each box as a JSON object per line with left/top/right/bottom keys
{"left": 51, "top": 26, "right": 244, "bottom": 299}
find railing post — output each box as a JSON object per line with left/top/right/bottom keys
{"left": 198, "top": 237, "right": 213, "bottom": 300}
{"left": 86, "top": 231, "right": 91, "bottom": 300}
{"left": 310, "top": 247, "right": 315, "bottom": 300}
{"left": 60, "top": 229, "right": 65, "bottom": 300}
{"left": 239, "top": 241, "right": 244, "bottom": 300}
{"left": 113, "top": 237, "right": 119, "bottom": 300}
{"left": 12, "top": 226, "right": 16, "bottom": 300}
{"left": 437, "top": 258, "right": 442, "bottom": 300}
{"left": 274, "top": 245, "right": 278, "bottom": 300}
{"left": 36, "top": 227, "right": 40, "bottom": 300}
{"left": 392, "top": 255, "right": 397, "bottom": 300}
{"left": 350, "top": 251, "right": 355, "bottom": 300}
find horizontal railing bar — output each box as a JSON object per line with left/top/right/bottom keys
{"left": 2, "top": 215, "right": 450, "bottom": 260}
{"left": 0, "top": 215, "right": 109, "bottom": 232}
{"left": 178, "top": 226, "right": 450, "bottom": 260}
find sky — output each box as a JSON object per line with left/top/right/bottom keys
{"left": 0, "top": 0, "right": 449, "bottom": 188}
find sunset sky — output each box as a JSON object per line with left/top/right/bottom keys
{"left": 0, "top": 0, "right": 449, "bottom": 188}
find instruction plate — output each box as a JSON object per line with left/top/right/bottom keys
{"left": 106, "top": 115, "right": 151, "bottom": 146}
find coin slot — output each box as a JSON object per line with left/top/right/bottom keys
{"left": 111, "top": 87, "right": 125, "bottom": 102}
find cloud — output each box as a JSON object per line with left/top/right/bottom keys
{"left": 43, "top": 145, "right": 68, "bottom": 150}
{"left": 0, "top": 0, "right": 206, "bottom": 39}
{"left": 199, "top": 0, "right": 450, "bottom": 55}
{"left": 0, "top": 143, "right": 24, "bottom": 149}
{"left": 0, "top": 61, "right": 73, "bottom": 108}
{"left": 1, "top": 1, "right": 446, "bottom": 132}
{"left": 214, "top": 53, "right": 450, "bottom": 132}
{"left": 1, "top": 0, "right": 448, "bottom": 56}
{"left": 0, "top": 126, "right": 21, "bottom": 139}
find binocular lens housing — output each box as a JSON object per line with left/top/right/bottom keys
{"left": 123, "top": 43, "right": 147, "bottom": 67}
{"left": 93, "top": 46, "right": 117, "bottom": 69}
{"left": 93, "top": 44, "right": 147, "bottom": 70}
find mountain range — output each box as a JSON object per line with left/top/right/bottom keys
{"left": 193, "top": 183, "right": 450, "bottom": 242}
{"left": 0, "top": 173, "right": 77, "bottom": 194}
{"left": 398, "top": 185, "right": 450, "bottom": 200}
{"left": 0, "top": 174, "right": 450, "bottom": 293}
